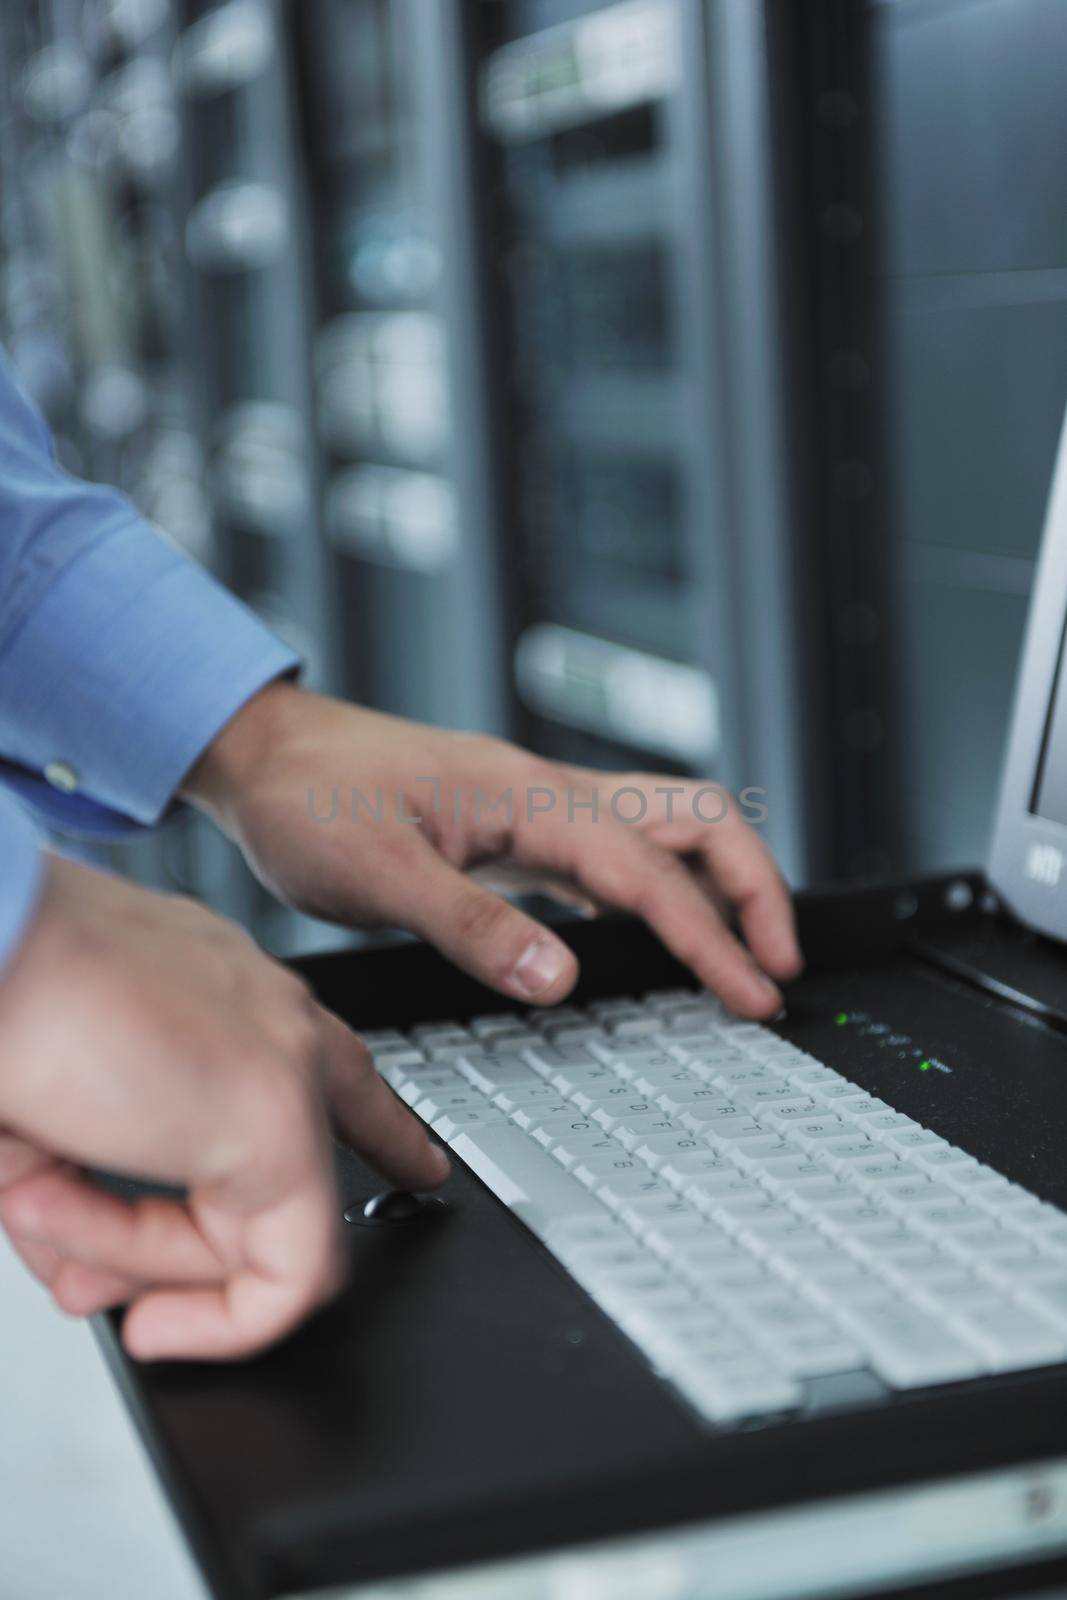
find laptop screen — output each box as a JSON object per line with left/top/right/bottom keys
{"left": 1031, "top": 615, "right": 1067, "bottom": 827}
{"left": 989, "top": 401, "right": 1067, "bottom": 934}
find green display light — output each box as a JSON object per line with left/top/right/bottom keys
{"left": 919, "top": 1060, "right": 932, "bottom": 1072}
{"left": 834, "top": 1012, "right": 849, "bottom": 1026}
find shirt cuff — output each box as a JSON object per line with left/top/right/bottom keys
{"left": 0, "top": 792, "right": 43, "bottom": 972}
{"left": 0, "top": 521, "right": 299, "bottom": 825}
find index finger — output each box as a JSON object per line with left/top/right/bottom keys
{"left": 522, "top": 813, "right": 783, "bottom": 1017}
{"left": 317, "top": 1007, "right": 451, "bottom": 1190}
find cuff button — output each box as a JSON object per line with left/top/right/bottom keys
{"left": 44, "top": 760, "right": 80, "bottom": 795}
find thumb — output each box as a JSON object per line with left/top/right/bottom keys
{"left": 394, "top": 844, "right": 579, "bottom": 1004}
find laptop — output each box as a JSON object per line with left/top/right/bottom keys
{"left": 98, "top": 406, "right": 1067, "bottom": 1600}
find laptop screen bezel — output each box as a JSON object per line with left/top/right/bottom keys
{"left": 989, "top": 403, "right": 1067, "bottom": 938}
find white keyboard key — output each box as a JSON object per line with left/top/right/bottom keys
{"left": 729, "top": 1085, "right": 820, "bottom": 1115}
{"left": 764, "top": 1099, "right": 821, "bottom": 1126}
{"left": 784, "top": 1065, "right": 842, "bottom": 1089}
{"left": 411, "top": 1022, "right": 467, "bottom": 1043}
{"left": 949, "top": 1306, "right": 1067, "bottom": 1372}
{"left": 396, "top": 1068, "right": 466, "bottom": 1104}
{"left": 549, "top": 1128, "right": 619, "bottom": 1166}
{"left": 834, "top": 1300, "right": 986, "bottom": 1388}
{"left": 673, "top": 1361, "right": 800, "bottom": 1422}
{"left": 1018, "top": 1277, "right": 1067, "bottom": 1329}
{"left": 630, "top": 1131, "right": 706, "bottom": 1169}
{"left": 785, "top": 1116, "right": 856, "bottom": 1151}
{"left": 911, "top": 1145, "right": 978, "bottom": 1175}
{"left": 682, "top": 1170, "right": 763, "bottom": 1207}
{"left": 596, "top": 1172, "right": 670, "bottom": 1210}
{"left": 492, "top": 1082, "right": 565, "bottom": 1112}
{"left": 450, "top": 1125, "right": 604, "bottom": 1234}
{"left": 469, "top": 1013, "right": 525, "bottom": 1038}
{"left": 672, "top": 1099, "right": 736, "bottom": 1132}
{"left": 702, "top": 1116, "right": 769, "bottom": 1145}
{"left": 766, "top": 1329, "right": 866, "bottom": 1379}
{"left": 509, "top": 1098, "right": 572, "bottom": 1130}
{"left": 597, "top": 1046, "right": 680, "bottom": 1073}
{"left": 426, "top": 1042, "right": 486, "bottom": 1062}
{"left": 528, "top": 1114, "right": 600, "bottom": 1150}
{"left": 887, "top": 1128, "right": 946, "bottom": 1153}
{"left": 591, "top": 1096, "right": 659, "bottom": 1131}
{"left": 550, "top": 1066, "right": 620, "bottom": 1098}
{"left": 431, "top": 1106, "right": 510, "bottom": 1140}
{"left": 546, "top": 1025, "right": 608, "bottom": 1047}
{"left": 861, "top": 1111, "right": 922, "bottom": 1140}
{"left": 617, "top": 1193, "right": 703, "bottom": 1234}
{"left": 643, "top": 1216, "right": 719, "bottom": 1259}
{"left": 658, "top": 1149, "right": 737, "bottom": 1186}
{"left": 362, "top": 1029, "right": 407, "bottom": 1048}
{"left": 542, "top": 1216, "right": 621, "bottom": 1252}
{"left": 832, "top": 1094, "right": 888, "bottom": 1117}
{"left": 458, "top": 1054, "right": 544, "bottom": 1093}
{"left": 710, "top": 1065, "right": 778, "bottom": 1091}
{"left": 558, "top": 1239, "right": 654, "bottom": 1279}
{"left": 821, "top": 1138, "right": 878, "bottom": 1169}
{"left": 613, "top": 1113, "right": 688, "bottom": 1150}
{"left": 756, "top": 1154, "right": 835, "bottom": 1187}
{"left": 610, "top": 1017, "right": 662, "bottom": 1039}
{"left": 850, "top": 1155, "right": 907, "bottom": 1183}
{"left": 412, "top": 1088, "right": 486, "bottom": 1121}
{"left": 372, "top": 1046, "right": 426, "bottom": 1071}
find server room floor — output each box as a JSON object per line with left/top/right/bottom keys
{"left": 0, "top": 1233, "right": 206, "bottom": 1600}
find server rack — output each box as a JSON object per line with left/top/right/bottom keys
{"left": 471, "top": 0, "right": 820, "bottom": 883}
{"left": 290, "top": 0, "right": 509, "bottom": 737}
{"left": 13, "top": 0, "right": 1049, "bottom": 924}
{"left": 0, "top": 0, "right": 349, "bottom": 953}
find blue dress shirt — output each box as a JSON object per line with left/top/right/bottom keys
{"left": 0, "top": 346, "right": 299, "bottom": 970}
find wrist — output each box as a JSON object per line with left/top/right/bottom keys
{"left": 179, "top": 678, "right": 303, "bottom": 827}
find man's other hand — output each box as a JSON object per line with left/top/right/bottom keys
{"left": 0, "top": 856, "right": 448, "bottom": 1360}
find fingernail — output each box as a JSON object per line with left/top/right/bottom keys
{"left": 511, "top": 938, "right": 568, "bottom": 998}
{"left": 758, "top": 972, "right": 783, "bottom": 1006}
{"left": 429, "top": 1145, "right": 451, "bottom": 1180}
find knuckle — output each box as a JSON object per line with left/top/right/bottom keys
{"left": 270, "top": 994, "right": 321, "bottom": 1068}
{"left": 629, "top": 861, "right": 683, "bottom": 920}
{"left": 0, "top": 1182, "right": 50, "bottom": 1236}
{"left": 229, "top": 1059, "right": 317, "bottom": 1173}
{"left": 452, "top": 887, "right": 512, "bottom": 946}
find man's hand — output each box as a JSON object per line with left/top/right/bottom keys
{"left": 0, "top": 856, "right": 448, "bottom": 1360}
{"left": 184, "top": 683, "right": 802, "bottom": 1019}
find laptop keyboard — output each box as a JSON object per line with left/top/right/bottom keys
{"left": 363, "top": 989, "right": 1067, "bottom": 1425}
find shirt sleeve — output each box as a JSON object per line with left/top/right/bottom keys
{"left": 0, "top": 346, "right": 299, "bottom": 831}
{"left": 0, "top": 790, "right": 43, "bottom": 972}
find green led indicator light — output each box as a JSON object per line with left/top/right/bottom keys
{"left": 834, "top": 1012, "right": 849, "bottom": 1026}
{"left": 919, "top": 1060, "right": 932, "bottom": 1072}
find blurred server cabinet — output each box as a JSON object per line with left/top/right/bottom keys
{"left": 291, "top": 0, "right": 508, "bottom": 735}
{"left": 475, "top": 0, "right": 816, "bottom": 881}
{"left": 868, "top": 0, "right": 1067, "bottom": 873}
{"left": 172, "top": 0, "right": 353, "bottom": 952}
